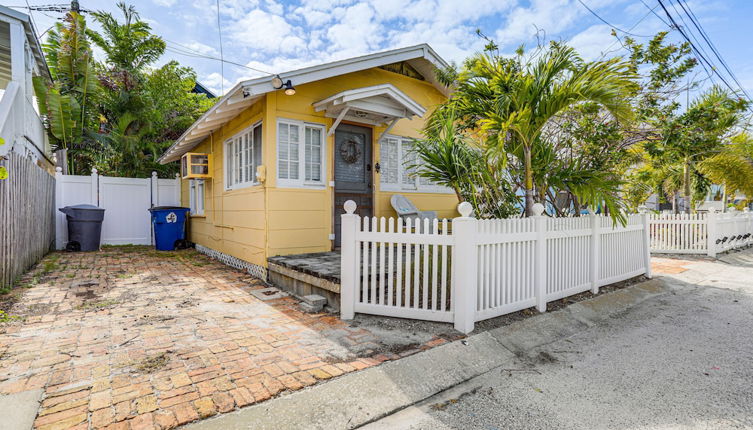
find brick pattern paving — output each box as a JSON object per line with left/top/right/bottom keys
{"left": 0, "top": 248, "right": 453, "bottom": 429}
{"left": 651, "top": 256, "right": 695, "bottom": 274}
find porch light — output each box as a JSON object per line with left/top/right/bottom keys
{"left": 272, "top": 75, "right": 296, "bottom": 96}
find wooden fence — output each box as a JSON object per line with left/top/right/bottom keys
{"left": 0, "top": 152, "right": 55, "bottom": 290}
{"left": 340, "top": 201, "right": 652, "bottom": 333}
{"left": 647, "top": 211, "right": 753, "bottom": 257}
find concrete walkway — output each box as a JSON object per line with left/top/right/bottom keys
{"left": 364, "top": 251, "right": 753, "bottom": 429}
{"left": 187, "top": 249, "right": 753, "bottom": 430}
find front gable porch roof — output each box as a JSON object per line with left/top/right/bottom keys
{"left": 312, "top": 84, "right": 426, "bottom": 133}
{"left": 158, "top": 44, "right": 449, "bottom": 164}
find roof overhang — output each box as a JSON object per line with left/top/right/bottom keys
{"left": 158, "top": 44, "right": 449, "bottom": 164}
{"left": 313, "top": 84, "right": 425, "bottom": 135}
{"left": 0, "top": 6, "right": 52, "bottom": 83}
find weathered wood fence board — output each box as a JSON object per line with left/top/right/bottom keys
{"left": 0, "top": 152, "right": 55, "bottom": 289}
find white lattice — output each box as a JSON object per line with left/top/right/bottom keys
{"left": 195, "top": 244, "right": 268, "bottom": 281}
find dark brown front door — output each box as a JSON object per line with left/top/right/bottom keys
{"left": 334, "top": 123, "right": 373, "bottom": 247}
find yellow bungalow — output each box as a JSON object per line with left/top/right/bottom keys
{"left": 158, "top": 44, "right": 458, "bottom": 287}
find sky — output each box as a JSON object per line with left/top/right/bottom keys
{"left": 12, "top": 0, "right": 753, "bottom": 99}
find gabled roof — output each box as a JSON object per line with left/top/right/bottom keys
{"left": 158, "top": 44, "right": 449, "bottom": 164}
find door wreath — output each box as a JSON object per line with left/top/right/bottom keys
{"left": 339, "top": 138, "right": 362, "bottom": 164}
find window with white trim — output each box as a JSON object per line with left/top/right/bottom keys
{"left": 380, "top": 135, "right": 450, "bottom": 193}
{"left": 277, "top": 119, "right": 326, "bottom": 187}
{"left": 225, "top": 121, "right": 262, "bottom": 190}
{"left": 188, "top": 179, "right": 205, "bottom": 216}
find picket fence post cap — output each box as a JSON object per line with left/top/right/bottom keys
{"left": 91, "top": 167, "right": 97, "bottom": 174}
{"left": 55, "top": 166, "right": 62, "bottom": 173}
{"left": 637, "top": 205, "right": 647, "bottom": 214}
{"left": 457, "top": 202, "right": 473, "bottom": 217}
{"left": 343, "top": 200, "right": 357, "bottom": 214}
{"left": 532, "top": 203, "right": 545, "bottom": 216}
{"left": 151, "top": 171, "right": 158, "bottom": 177}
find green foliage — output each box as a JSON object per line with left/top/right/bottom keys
{"left": 33, "top": 11, "right": 100, "bottom": 173}
{"left": 431, "top": 40, "right": 638, "bottom": 222}
{"left": 698, "top": 133, "right": 753, "bottom": 199}
{"left": 87, "top": 2, "right": 166, "bottom": 73}
{"left": 411, "top": 109, "right": 518, "bottom": 219}
{"left": 33, "top": 2, "right": 212, "bottom": 178}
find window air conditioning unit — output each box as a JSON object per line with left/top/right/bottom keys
{"left": 181, "top": 152, "right": 212, "bottom": 179}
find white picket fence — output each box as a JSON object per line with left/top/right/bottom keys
{"left": 55, "top": 168, "right": 181, "bottom": 249}
{"left": 647, "top": 210, "right": 753, "bottom": 257}
{"left": 340, "top": 201, "right": 652, "bottom": 333}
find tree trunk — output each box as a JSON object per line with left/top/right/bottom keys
{"left": 524, "top": 146, "right": 534, "bottom": 216}
{"left": 683, "top": 158, "right": 692, "bottom": 214}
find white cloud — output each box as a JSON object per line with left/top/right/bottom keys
{"left": 567, "top": 24, "right": 616, "bottom": 60}
{"left": 202, "top": 72, "right": 234, "bottom": 96}
{"left": 326, "top": 3, "right": 382, "bottom": 55}
{"left": 228, "top": 9, "right": 306, "bottom": 55}
{"left": 184, "top": 41, "right": 219, "bottom": 56}
{"left": 152, "top": 0, "right": 177, "bottom": 6}
{"left": 495, "top": 0, "right": 585, "bottom": 48}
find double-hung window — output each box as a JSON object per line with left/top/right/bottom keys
{"left": 225, "top": 121, "right": 262, "bottom": 190}
{"left": 380, "top": 135, "right": 449, "bottom": 193}
{"left": 277, "top": 119, "right": 326, "bottom": 188}
{"left": 188, "top": 179, "right": 205, "bottom": 216}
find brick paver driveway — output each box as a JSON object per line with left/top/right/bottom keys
{"left": 0, "top": 247, "right": 452, "bottom": 429}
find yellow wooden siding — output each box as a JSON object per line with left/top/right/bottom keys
{"left": 179, "top": 67, "right": 457, "bottom": 266}
{"left": 181, "top": 99, "right": 268, "bottom": 267}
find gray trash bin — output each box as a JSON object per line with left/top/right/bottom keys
{"left": 59, "top": 204, "right": 105, "bottom": 251}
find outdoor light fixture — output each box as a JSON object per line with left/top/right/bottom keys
{"left": 272, "top": 75, "right": 296, "bottom": 95}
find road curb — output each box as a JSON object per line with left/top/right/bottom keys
{"left": 183, "top": 278, "right": 673, "bottom": 430}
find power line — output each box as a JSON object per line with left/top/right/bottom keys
{"left": 638, "top": 0, "right": 670, "bottom": 27}
{"left": 655, "top": 0, "right": 740, "bottom": 98}
{"left": 576, "top": 0, "right": 653, "bottom": 37}
{"left": 163, "top": 40, "right": 273, "bottom": 75}
{"left": 675, "top": 0, "right": 752, "bottom": 101}
{"left": 215, "top": 0, "right": 224, "bottom": 95}
{"left": 598, "top": 2, "right": 660, "bottom": 59}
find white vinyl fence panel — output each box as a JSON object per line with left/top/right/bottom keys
{"left": 55, "top": 168, "right": 181, "bottom": 248}
{"left": 648, "top": 211, "right": 753, "bottom": 256}
{"left": 340, "top": 202, "right": 652, "bottom": 334}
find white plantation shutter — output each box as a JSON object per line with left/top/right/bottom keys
{"left": 379, "top": 136, "right": 450, "bottom": 193}
{"left": 277, "top": 119, "right": 325, "bottom": 187}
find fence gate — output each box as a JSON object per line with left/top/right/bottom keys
{"left": 55, "top": 168, "right": 181, "bottom": 249}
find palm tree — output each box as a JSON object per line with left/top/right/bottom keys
{"left": 87, "top": 2, "right": 166, "bottom": 75}
{"left": 698, "top": 133, "right": 753, "bottom": 203}
{"left": 33, "top": 10, "right": 100, "bottom": 173}
{"left": 477, "top": 43, "right": 637, "bottom": 216}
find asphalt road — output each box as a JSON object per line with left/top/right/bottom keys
{"left": 364, "top": 251, "right": 753, "bottom": 430}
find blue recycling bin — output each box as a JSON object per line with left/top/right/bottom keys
{"left": 149, "top": 206, "right": 190, "bottom": 251}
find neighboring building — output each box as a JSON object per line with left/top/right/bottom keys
{"left": 158, "top": 44, "right": 458, "bottom": 277}
{"left": 192, "top": 82, "right": 216, "bottom": 98}
{"left": 0, "top": 5, "right": 52, "bottom": 166}
{"left": 0, "top": 6, "right": 55, "bottom": 291}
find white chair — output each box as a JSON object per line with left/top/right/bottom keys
{"left": 390, "top": 194, "right": 438, "bottom": 223}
